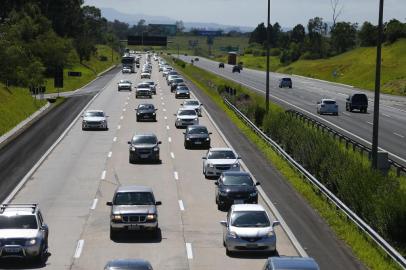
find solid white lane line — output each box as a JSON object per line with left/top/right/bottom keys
{"left": 171, "top": 152, "right": 175, "bottom": 159}
{"left": 174, "top": 171, "right": 179, "bottom": 180}
{"left": 367, "top": 121, "right": 373, "bottom": 125}
{"left": 113, "top": 137, "right": 117, "bottom": 142}
{"left": 120, "top": 116, "right": 124, "bottom": 120}
{"left": 394, "top": 132, "right": 405, "bottom": 138}
{"left": 101, "top": 170, "right": 106, "bottom": 180}
{"left": 74, "top": 240, "right": 84, "bottom": 258}
{"left": 186, "top": 243, "right": 193, "bottom": 259}
{"left": 168, "top": 137, "right": 172, "bottom": 142}
{"left": 166, "top": 125, "right": 170, "bottom": 130}
{"left": 108, "top": 151, "right": 112, "bottom": 158}
{"left": 178, "top": 200, "right": 185, "bottom": 211}
{"left": 91, "top": 198, "right": 98, "bottom": 210}
{"left": 117, "top": 125, "right": 121, "bottom": 130}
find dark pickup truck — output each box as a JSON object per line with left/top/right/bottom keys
{"left": 346, "top": 93, "right": 368, "bottom": 113}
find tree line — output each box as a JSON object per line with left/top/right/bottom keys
{"left": 248, "top": 17, "right": 406, "bottom": 64}
{"left": 0, "top": 0, "right": 121, "bottom": 89}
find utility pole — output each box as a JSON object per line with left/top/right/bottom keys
{"left": 265, "top": 0, "right": 271, "bottom": 112}
{"left": 371, "top": 0, "right": 384, "bottom": 169}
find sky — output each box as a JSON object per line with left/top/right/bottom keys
{"left": 85, "top": 0, "right": 406, "bottom": 28}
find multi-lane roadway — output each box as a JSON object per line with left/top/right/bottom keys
{"left": 179, "top": 56, "right": 406, "bottom": 166}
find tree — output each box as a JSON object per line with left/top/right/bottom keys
{"left": 330, "top": 0, "right": 343, "bottom": 27}
{"left": 249, "top": 23, "right": 267, "bottom": 44}
{"left": 291, "top": 24, "right": 305, "bottom": 44}
{"left": 176, "top": 20, "right": 185, "bottom": 33}
{"left": 358, "top": 21, "right": 378, "bottom": 46}
{"left": 306, "top": 17, "right": 329, "bottom": 58}
{"left": 385, "top": 19, "right": 406, "bottom": 44}
{"left": 330, "top": 22, "right": 357, "bottom": 54}
{"left": 270, "top": 22, "right": 282, "bottom": 47}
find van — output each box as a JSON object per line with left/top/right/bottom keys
{"left": 346, "top": 93, "right": 368, "bottom": 113}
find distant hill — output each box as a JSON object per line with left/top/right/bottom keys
{"left": 100, "top": 7, "right": 254, "bottom": 33}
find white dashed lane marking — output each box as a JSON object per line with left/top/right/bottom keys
{"left": 178, "top": 200, "right": 185, "bottom": 211}
{"left": 186, "top": 243, "right": 193, "bottom": 259}
{"left": 108, "top": 152, "right": 112, "bottom": 158}
{"left": 90, "top": 199, "right": 98, "bottom": 210}
{"left": 174, "top": 171, "right": 179, "bottom": 180}
{"left": 101, "top": 170, "right": 106, "bottom": 180}
{"left": 113, "top": 137, "right": 117, "bottom": 142}
{"left": 394, "top": 132, "right": 405, "bottom": 138}
{"left": 74, "top": 240, "right": 84, "bottom": 259}
{"left": 170, "top": 152, "right": 175, "bottom": 159}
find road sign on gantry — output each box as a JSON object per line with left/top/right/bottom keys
{"left": 127, "top": 36, "right": 168, "bottom": 46}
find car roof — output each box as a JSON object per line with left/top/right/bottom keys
{"left": 267, "top": 257, "right": 319, "bottom": 270}
{"left": 85, "top": 110, "right": 104, "bottom": 113}
{"left": 132, "top": 133, "right": 157, "bottom": 137}
{"left": 178, "top": 107, "right": 195, "bottom": 111}
{"left": 221, "top": 171, "right": 250, "bottom": 177}
{"left": 138, "top": 103, "right": 154, "bottom": 107}
{"left": 209, "top": 147, "right": 233, "bottom": 152}
{"left": 116, "top": 185, "right": 154, "bottom": 193}
{"left": 187, "top": 125, "right": 206, "bottom": 129}
{"left": 105, "top": 259, "right": 152, "bottom": 270}
{"left": 231, "top": 204, "right": 265, "bottom": 212}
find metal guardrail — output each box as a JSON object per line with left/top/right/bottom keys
{"left": 286, "top": 109, "right": 406, "bottom": 177}
{"left": 223, "top": 97, "right": 406, "bottom": 269}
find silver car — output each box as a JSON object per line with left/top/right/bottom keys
{"left": 182, "top": 100, "right": 203, "bottom": 116}
{"left": 317, "top": 98, "right": 338, "bottom": 115}
{"left": 220, "top": 204, "right": 280, "bottom": 255}
{"left": 107, "top": 186, "right": 162, "bottom": 239}
{"left": 202, "top": 148, "right": 240, "bottom": 178}
{"left": 174, "top": 108, "right": 199, "bottom": 128}
{"left": 0, "top": 204, "right": 49, "bottom": 262}
{"left": 263, "top": 256, "right": 320, "bottom": 270}
{"left": 118, "top": 80, "right": 132, "bottom": 91}
{"left": 82, "top": 110, "right": 108, "bottom": 130}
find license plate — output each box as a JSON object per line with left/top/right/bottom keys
{"left": 140, "top": 154, "right": 149, "bottom": 159}
{"left": 5, "top": 247, "right": 21, "bottom": 253}
{"left": 129, "top": 225, "right": 140, "bottom": 230}
{"left": 246, "top": 244, "right": 258, "bottom": 248}
{"left": 234, "top": 200, "right": 244, "bottom": 204}
{"left": 194, "top": 141, "right": 202, "bottom": 144}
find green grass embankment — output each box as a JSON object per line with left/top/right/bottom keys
{"left": 166, "top": 57, "right": 404, "bottom": 270}
{"left": 0, "top": 84, "right": 46, "bottom": 136}
{"left": 45, "top": 45, "right": 120, "bottom": 93}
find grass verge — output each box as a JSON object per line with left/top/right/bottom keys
{"left": 45, "top": 45, "right": 120, "bottom": 94}
{"left": 167, "top": 57, "right": 403, "bottom": 270}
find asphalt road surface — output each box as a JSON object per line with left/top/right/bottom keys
{"left": 179, "top": 56, "right": 406, "bottom": 166}
{"left": 4, "top": 57, "right": 304, "bottom": 270}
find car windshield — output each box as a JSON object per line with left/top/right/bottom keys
{"left": 0, "top": 215, "right": 38, "bottom": 229}
{"left": 208, "top": 150, "right": 236, "bottom": 159}
{"left": 178, "top": 86, "right": 189, "bottom": 91}
{"left": 178, "top": 110, "right": 196, "bottom": 116}
{"left": 174, "top": 79, "right": 184, "bottom": 83}
{"left": 323, "top": 100, "right": 336, "bottom": 105}
{"left": 120, "top": 80, "right": 131, "bottom": 84}
{"left": 132, "top": 136, "right": 157, "bottom": 144}
{"left": 138, "top": 104, "right": 154, "bottom": 110}
{"left": 184, "top": 101, "right": 199, "bottom": 106}
{"left": 137, "top": 84, "right": 151, "bottom": 88}
{"left": 231, "top": 211, "right": 270, "bottom": 227}
{"left": 188, "top": 127, "right": 208, "bottom": 134}
{"left": 145, "top": 82, "right": 154, "bottom": 85}
{"left": 222, "top": 175, "right": 253, "bottom": 186}
{"left": 85, "top": 111, "right": 104, "bottom": 117}
{"left": 114, "top": 192, "right": 155, "bottom": 205}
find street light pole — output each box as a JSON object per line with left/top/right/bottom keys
{"left": 265, "top": 0, "right": 271, "bottom": 112}
{"left": 371, "top": 0, "right": 384, "bottom": 169}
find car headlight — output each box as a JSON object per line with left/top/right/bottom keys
{"left": 82, "top": 120, "right": 87, "bottom": 124}
{"left": 209, "top": 163, "right": 214, "bottom": 168}
{"left": 146, "top": 214, "right": 156, "bottom": 221}
{"left": 267, "top": 230, "right": 275, "bottom": 237}
{"left": 194, "top": 118, "right": 198, "bottom": 121}
{"left": 250, "top": 191, "right": 258, "bottom": 197}
{"left": 232, "top": 163, "right": 239, "bottom": 168}
{"left": 219, "top": 190, "right": 227, "bottom": 196}
{"left": 153, "top": 147, "right": 159, "bottom": 152}
{"left": 229, "top": 231, "right": 238, "bottom": 239}
{"left": 131, "top": 147, "right": 136, "bottom": 151}
{"left": 26, "top": 238, "right": 37, "bottom": 245}
{"left": 111, "top": 215, "right": 122, "bottom": 221}
{"left": 206, "top": 137, "right": 210, "bottom": 141}
{"left": 152, "top": 112, "right": 156, "bottom": 115}
{"left": 186, "top": 137, "right": 190, "bottom": 141}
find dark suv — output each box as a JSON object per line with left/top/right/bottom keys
{"left": 128, "top": 134, "right": 161, "bottom": 163}
{"left": 183, "top": 125, "right": 212, "bottom": 149}
{"left": 279, "top": 78, "right": 292, "bottom": 88}
{"left": 346, "top": 93, "right": 368, "bottom": 113}
{"left": 136, "top": 104, "right": 157, "bottom": 122}
{"left": 215, "top": 171, "right": 260, "bottom": 211}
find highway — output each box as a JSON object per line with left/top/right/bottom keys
{"left": 179, "top": 55, "right": 406, "bottom": 166}
{"left": 3, "top": 56, "right": 305, "bottom": 270}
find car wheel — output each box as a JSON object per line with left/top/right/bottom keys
{"left": 226, "top": 248, "right": 234, "bottom": 256}
{"left": 349, "top": 106, "right": 353, "bottom": 112}
{"left": 110, "top": 226, "right": 118, "bottom": 240}
{"left": 129, "top": 154, "right": 135, "bottom": 164}
{"left": 136, "top": 117, "right": 140, "bottom": 122}
{"left": 34, "top": 243, "right": 47, "bottom": 264}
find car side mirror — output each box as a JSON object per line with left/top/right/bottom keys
{"left": 180, "top": 103, "right": 183, "bottom": 106}
{"left": 183, "top": 132, "right": 186, "bottom": 135}
{"left": 41, "top": 224, "right": 48, "bottom": 231}
{"left": 106, "top": 202, "right": 113, "bottom": 206}
{"left": 202, "top": 157, "right": 207, "bottom": 160}
{"left": 155, "top": 201, "right": 162, "bottom": 206}
{"left": 317, "top": 102, "right": 321, "bottom": 104}
{"left": 256, "top": 182, "right": 261, "bottom": 186}
{"left": 215, "top": 182, "right": 219, "bottom": 186}
{"left": 220, "top": 221, "right": 227, "bottom": 227}
{"left": 158, "top": 141, "right": 162, "bottom": 144}
{"left": 237, "top": 156, "right": 241, "bottom": 159}
{"left": 127, "top": 141, "right": 131, "bottom": 144}
{"left": 272, "top": 221, "right": 281, "bottom": 227}
{"left": 209, "top": 132, "right": 213, "bottom": 135}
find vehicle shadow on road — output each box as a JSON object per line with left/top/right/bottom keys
{"left": 227, "top": 250, "right": 279, "bottom": 259}
{"left": 111, "top": 229, "right": 162, "bottom": 244}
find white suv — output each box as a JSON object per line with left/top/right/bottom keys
{"left": 202, "top": 148, "right": 241, "bottom": 178}
{"left": 174, "top": 108, "right": 199, "bottom": 128}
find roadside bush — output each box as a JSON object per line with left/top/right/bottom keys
{"left": 270, "top": 48, "right": 281, "bottom": 56}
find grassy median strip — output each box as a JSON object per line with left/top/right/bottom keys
{"left": 167, "top": 57, "right": 403, "bottom": 270}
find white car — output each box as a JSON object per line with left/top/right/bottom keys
{"left": 220, "top": 204, "right": 280, "bottom": 255}
{"left": 162, "top": 67, "right": 173, "bottom": 77}
{"left": 202, "top": 148, "right": 241, "bottom": 178}
{"left": 317, "top": 98, "right": 338, "bottom": 115}
{"left": 167, "top": 75, "right": 181, "bottom": 85}
{"left": 117, "top": 80, "right": 132, "bottom": 91}
{"left": 174, "top": 108, "right": 199, "bottom": 128}
{"left": 122, "top": 67, "right": 131, "bottom": 74}
{"left": 82, "top": 110, "right": 108, "bottom": 130}
{"left": 182, "top": 100, "right": 203, "bottom": 116}
{"left": 135, "top": 83, "right": 152, "bottom": 99}
{"left": 141, "top": 72, "right": 151, "bottom": 79}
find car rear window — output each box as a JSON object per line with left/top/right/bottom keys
{"left": 352, "top": 94, "right": 368, "bottom": 103}
{"left": 114, "top": 192, "right": 155, "bottom": 205}
{"left": 282, "top": 78, "right": 292, "bottom": 82}
{"left": 323, "top": 100, "right": 336, "bottom": 105}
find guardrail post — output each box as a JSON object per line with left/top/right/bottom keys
{"left": 397, "top": 167, "right": 401, "bottom": 177}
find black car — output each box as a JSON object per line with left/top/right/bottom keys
{"left": 232, "top": 65, "right": 241, "bottom": 73}
{"left": 215, "top": 171, "right": 260, "bottom": 211}
{"left": 104, "top": 259, "right": 153, "bottom": 270}
{"left": 170, "top": 78, "right": 185, "bottom": 92}
{"left": 183, "top": 125, "right": 212, "bottom": 149}
{"left": 346, "top": 93, "right": 368, "bottom": 113}
{"left": 279, "top": 77, "right": 292, "bottom": 88}
{"left": 175, "top": 86, "right": 190, "bottom": 99}
{"left": 219, "top": 62, "right": 225, "bottom": 68}
{"left": 128, "top": 134, "right": 161, "bottom": 163}
{"left": 194, "top": 57, "right": 199, "bottom": 61}
{"left": 136, "top": 104, "right": 157, "bottom": 122}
